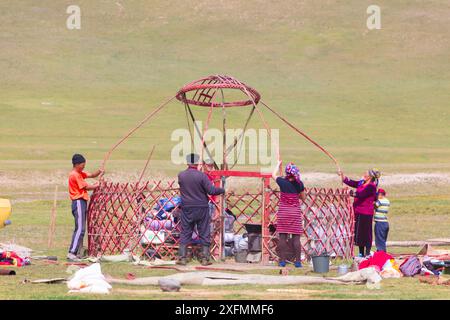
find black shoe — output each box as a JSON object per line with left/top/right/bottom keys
{"left": 200, "top": 245, "right": 212, "bottom": 266}
{"left": 78, "top": 247, "right": 88, "bottom": 259}
{"left": 177, "top": 244, "right": 187, "bottom": 265}
{"left": 200, "top": 258, "right": 212, "bottom": 266}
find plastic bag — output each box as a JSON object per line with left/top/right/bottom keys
{"left": 67, "top": 263, "right": 111, "bottom": 294}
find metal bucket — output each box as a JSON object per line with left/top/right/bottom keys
{"left": 311, "top": 254, "right": 330, "bottom": 273}
{"left": 244, "top": 223, "right": 262, "bottom": 252}
{"left": 247, "top": 233, "right": 262, "bottom": 252}
{"left": 234, "top": 250, "right": 248, "bottom": 263}
{"left": 337, "top": 264, "right": 349, "bottom": 275}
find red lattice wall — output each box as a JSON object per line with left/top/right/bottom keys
{"left": 87, "top": 171, "right": 354, "bottom": 263}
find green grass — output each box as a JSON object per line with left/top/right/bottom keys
{"left": 0, "top": 198, "right": 449, "bottom": 299}
{"left": 0, "top": 0, "right": 449, "bottom": 299}
{"left": 0, "top": 0, "right": 449, "bottom": 171}
{"left": 2, "top": 265, "right": 450, "bottom": 300}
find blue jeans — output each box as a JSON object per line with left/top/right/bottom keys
{"left": 375, "top": 221, "right": 389, "bottom": 252}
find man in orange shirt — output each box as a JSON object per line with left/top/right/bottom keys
{"left": 67, "top": 154, "right": 103, "bottom": 261}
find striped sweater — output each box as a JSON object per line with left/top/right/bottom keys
{"left": 374, "top": 197, "right": 390, "bottom": 222}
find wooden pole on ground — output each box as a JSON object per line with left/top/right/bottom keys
{"left": 47, "top": 186, "right": 58, "bottom": 249}
{"left": 373, "top": 239, "right": 450, "bottom": 247}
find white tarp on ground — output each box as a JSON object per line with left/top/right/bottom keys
{"left": 67, "top": 263, "right": 112, "bottom": 294}
{"left": 109, "top": 269, "right": 383, "bottom": 287}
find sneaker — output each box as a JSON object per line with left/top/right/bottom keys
{"left": 78, "top": 247, "right": 88, "bottom": 259}
{"left": 279, "top": 260, "right": 287, "bottom": 267}
{"left": 294, "top": 261, "right": 303, "bottom": 268}
{"left": 357, "top": 253, "right": 364, "bottom": 258}
{"left": 79, "top": 251, "right": 89, "bottom": 259}
{"left": 176, "top": 258, "right": 187, "bottom": 266}
{"left": 66, "top": 253, "right": 81, "bottom": 262}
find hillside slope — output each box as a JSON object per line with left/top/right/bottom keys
{"left": 0, "top": 0, "right": 449, "bottom": 173}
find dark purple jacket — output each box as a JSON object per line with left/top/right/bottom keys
{"left": 343, "top": 177, "right": 376, "bottom": 216}
{"left": 178, "top": 167, "right": 225, "bottom": 208}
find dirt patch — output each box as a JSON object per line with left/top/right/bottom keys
{"left": 381, "top": 173, "right": 450, "bottom": 186}
{"left": 3, "top": 171, "right": 449, "bottom": 188}
{"left": 113, "top": 287, "right": 323, "bottom": 299}
{"left": 2, "top": 170, "right": 450, "bottom": 202}
{"left": 302, "top": 172, "right": 450, "bottom": 187}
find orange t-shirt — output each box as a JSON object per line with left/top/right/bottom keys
{"left": 68, "top": 170, "right": 90, "bottom": 201}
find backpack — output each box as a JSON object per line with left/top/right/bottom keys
{"left": 155, "top": 197, "right": 181, "bottom": 220}
{"left": 399, "top": 256, "right": 422, "bottom": 277}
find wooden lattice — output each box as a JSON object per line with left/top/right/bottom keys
{"left": 87, "top": 172, "right": 354, "bottom": 263}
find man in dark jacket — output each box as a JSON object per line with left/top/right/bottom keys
{"left": 177, "top": 153, "right": 225, "bottom": 265}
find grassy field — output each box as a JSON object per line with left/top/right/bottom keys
{"left": 0, "top": 199, "right": 449, "bottom": 300}
{"left": 0, "top": 0, "right": 449, "bottom": 299}
{"left": 0, "top": 0, "right": 449, "bottom": 167}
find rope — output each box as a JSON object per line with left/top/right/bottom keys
{"left": 260, "top": 100, "right": 342, "bottom": 174}
{"left": 101, "top": 95, "right": 175, "bottom": 173}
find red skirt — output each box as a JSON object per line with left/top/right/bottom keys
{"left": 276, "top": 192, "right": 303, "bottom": 235}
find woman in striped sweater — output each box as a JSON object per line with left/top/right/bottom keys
{"left": 272, "top": 161, "right": 306, "bottom": 267}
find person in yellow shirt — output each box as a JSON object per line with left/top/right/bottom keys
{"left": 374, "top": 188, "right": 390, "bottom": 252}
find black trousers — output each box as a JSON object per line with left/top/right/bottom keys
{"left": 278, "top": 233, "right": 302, "bottom": 262}
{"left": 180, "top": 206, "right": 211, "bottom": 246}
{"left": 69, "top": 199, "right": 87, "bottom": 254}
{"left": 354, "top": 214, "right": 373, "bottom": 247}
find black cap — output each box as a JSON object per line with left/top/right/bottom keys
{"left": 72, "top": 154, "right": 86, "bottom": 165}
{"left": 186, "top": 153, "right": 200, "bottom": 165}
